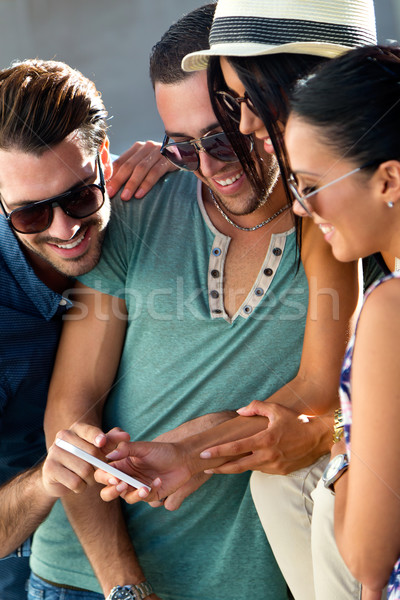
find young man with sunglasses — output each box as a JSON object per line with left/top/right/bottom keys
{"left": 29, "top": 4, "right": 366, "bottom": 600}
{"left": 0, "top": 59, "right": 169, "bottom": 600}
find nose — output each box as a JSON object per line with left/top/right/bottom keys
{"left": 292, "top": 198, "right": 312, "bottom": 218}
{"left": 239, "top": 104, "right": 263, "bottom": 137}
{"left": 46, "top": 205, "right": 82, "bottom": 240}
{"left": 197, "top": 148, "right": 227, "bottom": 177}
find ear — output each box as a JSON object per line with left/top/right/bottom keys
{"left": 99, "top": 136, "right": 113, "bottom": 181}
{"left": 375, "top": 160, "right": 400, "bottom": 207}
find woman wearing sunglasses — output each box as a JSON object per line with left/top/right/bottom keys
{"left": 284, "top": 44, "right": 400, "bottom": 600}
{"left": 179, "top": 1, "right": 382, "bottom": 599}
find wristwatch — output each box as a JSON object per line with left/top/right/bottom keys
{"left": 322, "top": 453, "right": 349, "bottom": 493}
{"left": 106, "top": 582, "right": 153, "bottom": 600}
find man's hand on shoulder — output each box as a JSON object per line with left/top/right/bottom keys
{"left": 107, "top": 141, "right": 176, "bottom": 201}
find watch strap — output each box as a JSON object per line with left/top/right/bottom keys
{"left": 135, "top": 581, "right": 153, "bottom": 599}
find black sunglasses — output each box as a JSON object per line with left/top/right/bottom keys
{"left": 216, "top": 90, "right": 260, "bottom": 124}
{"left": 160, "top": 131, "right": 253, "bottom": 171}
{"left": 0, "top": 155, "right": 105, "bottom": 234}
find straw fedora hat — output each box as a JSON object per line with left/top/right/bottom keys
{"left": 182, "top": 0, "right": 377, "bottom": 72}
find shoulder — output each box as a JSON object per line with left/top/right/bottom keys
{"left": 362, "top": 274, "right": 400, "bottom": 321}
{"left": 106, "top": 170, "right": 198, "bottom": 238}
{"left": 355, "top": 274, "right": 400, "bottom": 354}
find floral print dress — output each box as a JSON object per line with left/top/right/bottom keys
{"left": 339, "top": 272, "right": 400, "bottom": 600}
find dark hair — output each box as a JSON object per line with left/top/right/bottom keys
{"left": 149, "top": 2, "right": 260, "bottom": 209}
{"left": 289, "top": 45, "right": 400, "bottom": 167}
{"left": 149, "top": 3, "right": 216, "bottom": 87}
{"left": 208, "top": 52, "right": 327, "bottom": 205}
{"left": 0, "top": 59, "right": 108, "bottom": 155}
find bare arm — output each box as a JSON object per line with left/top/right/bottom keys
{"left": 334, "top": 280, "right": 400, "bottom": 593}
{"left": 0, "top": 463, "right": 55, "bottom": 557}
{"left": 44, "top": 282, "right": 158, "bottom": 598}
{"left": 270, "top": 217, "right": 359, "bottom": 416}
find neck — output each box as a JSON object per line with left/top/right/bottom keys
{"left": 203, "top": 178, "right": 291, "bottom": 233}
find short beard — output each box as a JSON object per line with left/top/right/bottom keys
{"left": 20, "top": 218, "right": 107, "bottom": 278}
{"left": 212, "top": 153, "right": 280, "bottom": 217}
{"left": 256, "top": 153, "right": 280, "bottom": 209}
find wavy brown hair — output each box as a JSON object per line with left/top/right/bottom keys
{"left": 0, "top": 59, "right": 108, "bottom": 155}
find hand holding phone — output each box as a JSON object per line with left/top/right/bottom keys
{"left": 55, "top": 438, "right": 151, "bottom": 491}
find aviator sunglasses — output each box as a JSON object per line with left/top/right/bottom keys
{"left": 160, "top": 131, "right": 253, "bottom": 171}
{"left": 216, "top": 90, "right": 260, "bottom": 124}
{"left": 0, "top": 155, "right": 105, "bottom": 234}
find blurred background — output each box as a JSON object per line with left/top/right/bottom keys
{"left": 0, "top": 0, "right": 398, "bottom": 155}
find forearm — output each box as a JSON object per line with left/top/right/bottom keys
{"left": 62, "top": 489, "right": 146, "bottom": 596}
{"left": 0, "top": 463, "right": 56, "bottom": 557}
{"left": 334, "top": 471, "right": 398, "bottom": 592}
{"left": 265, "top": 371, "right": 340, "bottom": 416}
{"left": 41, "top": 287, "right": 146, "bottom": 594}
{"left": 46, "top": 407, "right": 147, "bottom": 595}
{"left": 189, "top": 403, "right": 334, "bottom": 477}
{"left": 155, "top": 410, "right": 237, "bottom": 443}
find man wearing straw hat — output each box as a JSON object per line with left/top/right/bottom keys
{"left": 28, "top": 2, "right": 379, "bottom": 600}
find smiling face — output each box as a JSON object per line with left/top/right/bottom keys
{"left": 284, "top": 114, "right": 390, "bottom": 262}
{"left": 155, "top": 70, "right": 277, "bottom": 217}
{"left": 0, "top": 136, "right": 112, "bottom": 280}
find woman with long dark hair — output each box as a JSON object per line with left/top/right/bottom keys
{"left": 285, "top": 43, "right": 400, "bottom": 600}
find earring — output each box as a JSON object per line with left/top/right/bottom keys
{"left": 388, "top": 201, "right": 394, "bottom": 208}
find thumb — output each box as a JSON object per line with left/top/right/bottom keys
{"left": 236, "top": 400, "right": 274, "bottom": 420}
{"left": 106, "top": 440, "right": 153, "bottom": 461}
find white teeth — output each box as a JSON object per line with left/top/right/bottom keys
{"left": 319, "top": 224, "right": 334, "bottom": 234}
{"left": 215, "top": 171, "right": 243, "bottom": 187}
{"left": 56, "top": 231, "right": 85, "bottom": 249}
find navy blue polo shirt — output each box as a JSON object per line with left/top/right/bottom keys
{"left": 0, "top": 216, "right": 72, "bottom": 598}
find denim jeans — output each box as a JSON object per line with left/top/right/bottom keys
{"left": 27, "top": 573, "right": 104, "bottom": 600}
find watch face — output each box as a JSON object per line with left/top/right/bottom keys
{"left": 113, "top": 590, "right": 135, "bottom": 600}
{"left": 325, "top": 454, "right": 344, "bottom": 479}
{"left": 323, "top": 453, "right": 349, "bottom": 488}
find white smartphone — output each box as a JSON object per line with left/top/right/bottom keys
{"left": 55, "top": 438, "right": 151, "bottom": 491}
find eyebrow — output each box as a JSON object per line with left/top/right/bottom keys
{"left": 164, "top": 122, "right": 222, "bottom": 139}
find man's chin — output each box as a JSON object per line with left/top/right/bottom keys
{"left": 49, "top": 247, "right": 103, "bottom": 278}
{"left": 27, "top": 239, "right": 103, "bottom": 279}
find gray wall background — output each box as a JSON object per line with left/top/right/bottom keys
{"left": 0, "top": 0, "right": 399, "bottom": 155}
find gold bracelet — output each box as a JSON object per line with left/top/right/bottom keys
{"left": 333, "top": 408, "right": 344, "bottom": 443}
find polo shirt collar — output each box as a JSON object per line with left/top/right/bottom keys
{"left": 0, "top": 216, "right": 73, "bottom": 320}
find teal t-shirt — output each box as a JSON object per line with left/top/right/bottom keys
{"left": 32, "top": 170, "right": 308, "bottom": 599}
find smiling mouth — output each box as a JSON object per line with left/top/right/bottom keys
{"left": 51, "top": 229, "right": 87, "bottom": 249}
{"left": 319, "top": 224, "right": 334, "bottom": 235}
{"left": 215, "top": 170, "right": 243, "bottom": 187}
